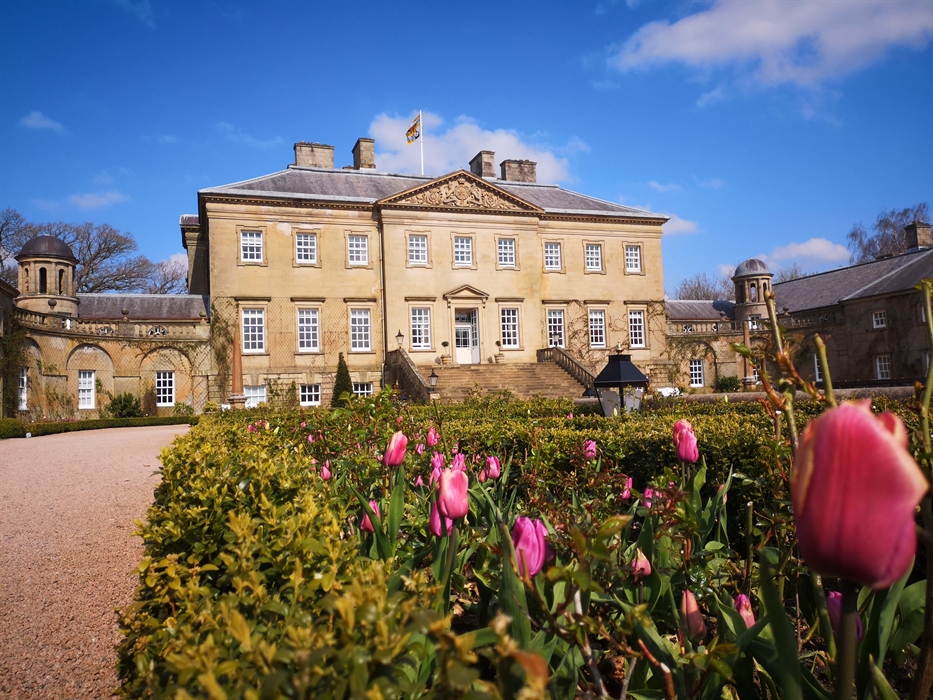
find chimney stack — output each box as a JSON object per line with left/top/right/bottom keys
{"left": 469, "top": 151, "right": 496, "bottom": 178}
{"left": 352, "top": 138, "right": 376, "bottom": 169}
{"left": 294, "top": 142, "right": 335, "bottom": 169}
{"left": 904, "top": 221, "right": 932, "bottom": 251}
{"left": 499, "top": 159, "right": 537, "bottom": 183}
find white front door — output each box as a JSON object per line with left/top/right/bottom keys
{"left": 454, "top": 309, "right": 480, "bottom": 364}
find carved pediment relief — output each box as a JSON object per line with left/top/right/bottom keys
{"left": 377, "top": 170, "right": 541, "bottom": 213}
{"left": 443, "top": 284, "right": 489, "bottom": 303}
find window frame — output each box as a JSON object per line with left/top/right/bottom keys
{"left": 18, "top": 367, "right": 27, "bottom": 411}
{"left": 297, "top": 307, "right": 321, "bottom": 353}
{"left": 875, "top": 354, "right": 892, "bottom": 380}
{"left": 299, "top": 383, "right": 321, "bottom": 406}
{"left": 624, "top": 244, "right": 643, "bottom": 274}
{"left": 689, "top": 359, "right": 704, "bottom": 388}
{"left": 350, "top": 308, "right": 372, "bottom": 352}
{"left": 407, "top": 233, "right": 430, "bottom": 267}
{"left": 584, "top": 242, "right": 604, "bottom": 273}
{"left": 239, "top": 229, "right": 264, "bottom": 265}
{"left": 628, "top": 310, "right": 646, "bottom": 348}
{"left": 543, "top": 241, "right": 563, "bottom": 272}
{"left": 155, "top": 370, "right": 175, "bottom": 407}
{"left": 78, "top": 369, "right": 95, "bottom": 410}
{"left": 500, "top": 307, "right": 521, "bottom": 349}
{"left": 244, "top": 385, "right": 267, "bottom": 408}
{"left": 353, "top": 382, "right": 374, "bottom": 398}
{"left": 588, "top": 309, "right": 606, "bottom": 348}
{"left": 872, "top": 310, "right": 887, "bottom": 329}
{"left": 497, "top": 237, "right": 517, "bottom": 269}
{"left": 347, "top": 233, "right": 369, "bottom": 267}
{"left": 813, "top": 353, "right": 823, "bottom": 383}
{"left": 410, "top": 307, "right": 432, "bottom": 350}
{"left": 294, "top": 231, "right": 319, "bottom": 266}
{"left": 241, "top": 307, "right": 266, "bottom": 354}
{"left": 453, "top": 235, "right": 474, "bottom": 268}
{"left": 546, "top": 308, "right": 565, "bottom": 348}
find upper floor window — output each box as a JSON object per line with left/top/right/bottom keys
{"left": 296, "top": 233, "right": 317, "bottom": 264}
{"left": 348, "top": 235, "right": 368, "bottom": 266}
{"left": 410, "top": 307, "right": 431, "bottom": 349}
{"left": 689, "top": 359, "right": 704, "bottom": 387}
{"left": 500, "top": 308, "right": 520, "bottom": 348}
{"left": 498, "top": 238, "right": 516, "bottom": 267}
{"left": 297, "top": 308, "right": 320, "bottom": 352}
{"left": 629, "top": 310, "right": 645, "bottom": 348}
{"left": 589, "top": 310, "right": 606, "bottom": 348}
{"left": 454, "top": 237, "right": 472, "bottom": 266}
{"left": 872, "top": 310, "right": 887, "bottom": 329}
{"left": 242, "top": 308, "right": 265, "bottom": 353}
{"left": 241, "top": 231, "right": 263, "bottom": 262}
{"left": 625, "top": 245, "right": 641, "bottom": 273}
{"left": 409, "top": 234, "right": 428, "bottom": 265}
{"left": 585, "top": 244, "right": 603, "bottom": 272}
{"left": 156, "top": 371, "right": 175, "bottom": 407}
{"left": 350, "top": 309, "right": 371, "bottom": 351}
{"left": 544, "top": 242, "right": 562, "bottom": 271}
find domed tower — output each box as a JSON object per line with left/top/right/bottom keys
{"left": 15, "top": 236, "right": 79, "bottom": 316}
{"left": 732, "top": 258, "right": 773, "bottom": 327}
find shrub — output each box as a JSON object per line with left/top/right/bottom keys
{"left": 331, "top": 352, "right": 353, "bottom": 407}
{"left": 0, "top": 417, "right": 26, "bottom": 439}
{"left": 103, "top": 392, "right": 143, "bottom": 418}
{"left": 172, "top": 401, "right": 194, "bottom": 417}
{"left": 716, "top": 375, "right": 741, "bottom": 392}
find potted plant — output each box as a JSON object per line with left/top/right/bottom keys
{"left": 440, "top": 340, "right": 451, "bottom": 364}
{"left": 494, "top": 340, "right": 504, "bottom": 363}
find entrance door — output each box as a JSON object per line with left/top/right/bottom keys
{"left": 454, "top": 309, "right": 480, "bottom": 364}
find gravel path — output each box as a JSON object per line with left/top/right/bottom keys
{"left": 0, "top": 425, "right": 189, "bottom": 699}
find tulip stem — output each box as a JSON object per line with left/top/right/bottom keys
{"left": 439, "top": 522, "right": 459, "bottom": 616}
{"left": 834, "top": 580, "right": 858, "bottom": 700}
{"left": 814, "top": 336, "right": 835, "bottom": 407}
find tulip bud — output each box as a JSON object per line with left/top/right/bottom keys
{"left": 643, "top": 487, "right": 655, "bottom": 510}
{"left": 429, "top": 499, "right": 454, "bottom": 537}
{"left": 438, "top": 468, "right": 469, "bottom": 519}
{"left": 427, "top": 426, "right": 439, "bottom": 447}
{"left": 321, "top": 460, "right": 331, "bottom": 481}
{"left": 477, "top": 469, "right": 487, "bottom": 483}
{"left": 792, "top": 401, "right": 927, "bottom": 589}
{"left": 583, "top": 440, "right": 598, "bottom": 460}
{"left": 485, "top": 456, "right": 501, "bottom": 479}
{"left": 361, "top": 500, "right": 380, "bottom": 533}
{"left": 621, "top": 476, "right": 632, "bottom": 500}
{"left": 632, "top": 548, "right": 652, "bottom": 582}
{"left": 512, "top": 516, "right": 551, "bottom": 577}
{"left": 673, "top": 419, "right": 699, "bottom": 463}
{"left": 734, "top": 594, "right": 755, "bottom": 629}
{"left": 680, "top": 590, "right": 706, "bottom": 641}
{"left": 416, "top": 443, "right": 425, "bottom": 455}
{"left": 413, "top": 474, "right": 424, "bottom": 488}
{"left": 383, "top": 431, "right": 408, "bottom": 467}
{"left": 826, "top": 591, "right": 865, "bottom": 642}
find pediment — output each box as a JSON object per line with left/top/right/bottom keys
{"left": 377, "top": 170, "right": 542, "bottom": 214}
{"left": 443, "top": 284, "right": 489, "bottom": 301}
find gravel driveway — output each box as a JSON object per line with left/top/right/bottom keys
{"left": 0, "top": 425, "right": 189, "bottom": 699}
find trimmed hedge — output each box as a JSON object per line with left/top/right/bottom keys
{"left": 0, "top": 415, "right": 199, "bottom": 439}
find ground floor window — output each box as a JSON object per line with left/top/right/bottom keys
{"left": 299, "top": 384, "right": 321, "bottom": 406}
{"left": 410, "top": 308, "right": 431, "bottom": 349}
{"left": 876, "top": 355, "right": 891, "bottom": 380}
{"left": 156, "top": 370, "right": 175, "bottom": 406}
{"left": 245, "top": 385, "right": 267, "bottom": 408}
{"left": 689, "top": 359, "right": 704, "bottom": 387}
{"left": 78, "top": 370, "right": 95, "bottom": 409}
{"left": 547, "top": 309, "right": 565, "bottom": 348}
{"left": 18, "top": 368, "right": 27, "bottom": 411}
{"left": 500, "top": 308, "right": 520, "bottom": 348}
{"left": 813, "top": 353, "right": 822, "bottom": 383}
{"left": 353, "top": 382, "right": 373, "bottom": 397}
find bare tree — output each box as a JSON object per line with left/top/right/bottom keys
{"left": 145, "top": 257, "right": 188, "bottom": 294}
{"left": 774, "top": 262, "right": 806, "bottom": 283}
{"left": 670, "top": 272, "right": 734, "bottom": 300}
{"left": 0, "top": 208, "right": 185, "bottom": 293}
{"left": 847, "top": 203, "right": 930, "bottom": 263}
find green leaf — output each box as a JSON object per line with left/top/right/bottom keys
{"left": 499, "top": 521, "right": 532, "bottom": 648}
{"left": 759, "top": 558, "right": 801, "bottom": 700}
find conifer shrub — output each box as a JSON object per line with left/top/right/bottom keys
{"left": 331, "top": 351, "right": 353, "bottom": 407}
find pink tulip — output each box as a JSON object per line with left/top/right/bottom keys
{"left": 680, "top": 590, "right": 706, "bottom": 641}
{"left": 621, "top": 477, "right": 632, "bottom": 500}
{"left": 632, "top": 548, "right": 652, "bottom": 582}
{"left": 566, "top": 413, "right": 574, "bottom": 419}
{"left": 300, "top": 422, "right": 306, "bottom": 428}
{"left": 643, "top": 487, "right": 655, "bottom": 510}
{"left": 583, "top": 440, "right": 597, "bottom": 460}
{"left": 414, "top": 475, "right": 424, "bottom": 488}
{"left": 734, "top": 594, "right": 755, "bottom": 628}
{"left": 247, "top": 424, "right": 256, "bottom": 433}
{"left": 477, "top": 469, "right": 487, "bottom": 483}
{"left": 429, "top": 499, "right": 454, "bottom": 537}
{"left": 360, "top": 500, "right": 380, "bottom": 533}
{"left": 485, "top": 456, "right": 501, "bottom": 480}
{"left": 451, "top": 453, "right": 466, "bottom": 472}
{"left": 307, "top": 434, "right": 314, "bottom": 443}
{"left": 673, "top": 419, "right": 699, "bottom": 463}
{"left": 512, "top": 516, "right": 551, "bottom": 577}
{"left": 416, "top": 443, "right": 425, "bottom": 455}
{"left": 826, "top": 591, "right": 865, "bottom": 642}
{"left": 792, "top": 401, "right": 927, "bottom": 590}
{"left": 430, "top": 452, "right": 445, "bottom": 485}
{"left": 451, "top": 443, "right": 459, "bottom": 454}
{"left": 384, "top": 431, "right": 408, "bottom": 466}
{"left": 438, "top": 469, "right": 469, "bottom": 519}
{"left": 321, "top": 460, "right": 331, "bottom": 480}
{"left": 427, "top": 426, "right": 439, "bottom": 447}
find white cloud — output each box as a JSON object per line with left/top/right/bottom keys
{"left": 696, "top": 86, "right": 727, "bottom": 108}
{"left": 94, "top": 171, "right": 114, "bottom": 185}
{"left": 649, "top": 180, "right": 683, "bottom": 193}
{"left": 68, "top": 190, "right": 128, "bottom": 209}
{"left": 718, "top": 264, "right": 736, "bottom": 278}
{"left": 112, "top": 0, "right": 156, "bottom": 28}
{"left": 20, "top": 111, "right": 65, "bottom": 133}
{"left": 611, "top": 0, "right": 933, "bottom": 87}
{"left": 661, "top": 213, "right": 698, "bottom": 235}
{"left": 32, "top": 199, "right": 60, "bottom": 210}
{"left": 368, "top": 112, "right": 581, "bottom": 183}
{"left": 216, "top": 122, "right": 283, "bottom": 149}
{"left": 693, "top": 176, "right": 724, "bottom": 190}
{"left": 768, "top": 237, "right": 850, "bottom": 263}
{"left": 157, "top": 135, "right": 178, "bottom": 144}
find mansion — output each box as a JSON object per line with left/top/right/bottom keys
{"left": 2, "top": 137, "right": 930, "bottom": 417}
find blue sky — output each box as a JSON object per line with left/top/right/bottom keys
{"left": 1, "top": 0, "right": 931, "bottom": 293}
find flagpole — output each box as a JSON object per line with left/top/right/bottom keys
{"left": 419, "top": 109, "right": 424, "bottom": 176}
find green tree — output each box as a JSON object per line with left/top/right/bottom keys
{"left": 331, "top": 352, "right": 353, "bottom": 407}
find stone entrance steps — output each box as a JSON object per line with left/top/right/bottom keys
{"left": 425, "top": 362, "right": 587, "bottom": 402}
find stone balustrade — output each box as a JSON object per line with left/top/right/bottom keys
{"left": 14, "top": 309, "right": 210, "bottom": 341}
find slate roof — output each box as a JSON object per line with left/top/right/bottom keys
{"left": 200, "top": 166, "right": 665, "bottom": 220}
{"left": 665, "top": 299, "right": 736, "bottom": 320}
{"left": 77, "top": 294, "right": 210, "bottom": 320}
{"left": 773, "top": 248, "right": 933, "bottom": 313}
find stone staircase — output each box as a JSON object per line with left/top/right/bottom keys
{"left": 425, "top": 361, "right": 588, "bottom": 402}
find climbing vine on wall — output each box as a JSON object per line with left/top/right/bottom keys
{"left": 0, "top": 318, "right": 27, "bottom": 415}
{"left": 210, "top": 301, "right": 234, "bottom": 399}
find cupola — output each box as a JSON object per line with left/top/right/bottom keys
{"left": 14, "top": 235, "right": 79, "bottom": 316}
{"left": 732, "top": 258, "right": 773, "bottom": 327}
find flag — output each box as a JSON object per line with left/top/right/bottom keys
{"left": 406, "top": 114, "right": 421, "bottom": 145}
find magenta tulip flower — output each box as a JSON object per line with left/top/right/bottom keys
{"left": 414, "top": 474, "right": 424, "bottom": 488}
{"left": 383, "top": 431, "right": 408, "bottom": 467}
{"left": 734, "top": 594, "right": 755, "bottom": 629}
{"left": 621, "top": 477, "right": 633, "bottom": 500}
{"left": 826, "top": 591, "right": 865, "bottom": 642}
{"left": 673, "top": 419, "right": 699, "bottom": 463}
{"left": 583, "top": 440, "right": 597, "bottom": 460}
{"left": 632, "top": 548, "right": 652, "bottom": 582}
{"left": 438, "top": 468, "right": 469, "bottom": 519}
{"left": 416, "top": 443, "right": 425, "bottom": 455}
{"left": 485, "top": 456, "right": 501, "bottom": 480}
{"left": 429, "top": 499, "right": 454, "bottom": 537}
{"left": 361, "top": 500, "right": 380, "bottom": 533}
{"left": 792, "top": 401, "right": 927, "bottom": 590}
{"left": 512, "top": 516, "right": 551, "bottom": 577}
{"left": 451, "top": 453, "right": 466, "bottom": 472}
{"left": 680, "top": 590, "right": 706, "bottom": 641}
{"left": 427, "top": 426, "right": 439, "bottom": 447}
{"left": 321, "top": 460, "right": 331, "bottom": 481}
{"left": 643, "top": 487, "right": 655, "bottom": 510}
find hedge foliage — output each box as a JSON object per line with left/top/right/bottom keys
{"left": 0, "top": 415, "right": 199, "bottom": 439}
